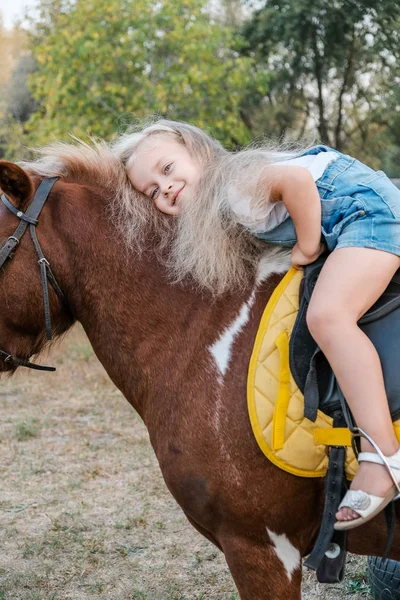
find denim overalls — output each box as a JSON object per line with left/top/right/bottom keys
{"left": 255, "top": 145, "right": 400, "bottom": 256}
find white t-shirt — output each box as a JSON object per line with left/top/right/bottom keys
{"left": 229, "top": 151, "right": 339, "bottom": 233}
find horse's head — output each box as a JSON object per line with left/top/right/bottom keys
{"left": 0, "top": 161, "right": 75, "bottom": 373}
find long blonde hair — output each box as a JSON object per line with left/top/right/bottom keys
{"left": 112, "top": 118, "right": 308, "bottom": 294}
{"left": 111, "top": 119, "right": 228, "bottom": 260}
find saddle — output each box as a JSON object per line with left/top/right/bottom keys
{"left": 247, "top": 263, "right": 400, "bottom": 479}
{"left": 247, "top": 260, "right": 400, "bottom": 578}
{"left": 291, "top": 256, "right": 400, "bottom": 423}
{"left": 292, "top": 258, "right": 400, "bottom": 578}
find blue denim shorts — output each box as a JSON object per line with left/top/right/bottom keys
{"left": 317, "top": 153, "right": 400, "bottom": 255}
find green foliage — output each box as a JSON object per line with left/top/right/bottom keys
{"left": 26, "top": 0, "right": 256, "bottom": 147}
{"left": 0, "top": 23, "right": 34, "bottom": 159}
{"left": 2, "top": 0, "right": 400, "bottom": 169}
{"left": 0, "top": 115, "right": 31, "bottom": 160}
{"left": 242, "top": 0, "right": 400, "bottom": 162}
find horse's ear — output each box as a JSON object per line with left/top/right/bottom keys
{"left": 0, "top": 161, "right": 34, "bottom": 210}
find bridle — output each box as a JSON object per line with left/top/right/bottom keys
{"left": 0, "top": 177, "right": 70, "bottom": 372}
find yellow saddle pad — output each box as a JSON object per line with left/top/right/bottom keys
{"left": 247, "top": 267, "right": 400, "bottom": 479}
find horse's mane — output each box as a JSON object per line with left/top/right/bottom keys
{"left": 21, "top": 139, "right": 174, "bottom": 255}
{"left": 21, "top": 138, "right": 289, "bottom": 294}
{"left": 21, "top": 138, "right": 126, "bottom": 192}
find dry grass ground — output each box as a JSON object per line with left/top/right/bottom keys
{"left": 0, "top": 326, "right": 371, "bottom": 599}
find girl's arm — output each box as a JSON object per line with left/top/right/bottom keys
{"left": 260, "top": 164, "right": 322, "bottom": 258}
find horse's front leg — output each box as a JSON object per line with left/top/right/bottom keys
{"left": 220, "top": 532, "right": 302, "bottom": 600}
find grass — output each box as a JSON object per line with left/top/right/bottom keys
{"left": 0, "top": 325, "right": 371, "bottom": 599}
{"left": 130, "top": 591, "right": 148, "bottom": 600}
{"left": 15, "top": 418, "right": 40, "bottom": 441}
{"left": 346, "top": 570, "right": 370, "bottom": 595}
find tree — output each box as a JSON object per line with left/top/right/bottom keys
{"left": 241, "top": 0, "right": 400, "bottom": 163}
{"left": 0, "top": 22, "right": 33, "bottom": 159}
{"left": 26, "top": 0, "right": 257, "bottom": 147}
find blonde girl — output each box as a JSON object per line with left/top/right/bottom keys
{"left": 113, "top": 119, "right": 400, "bottom": 531}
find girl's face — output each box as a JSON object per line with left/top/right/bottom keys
{"left": 127, "top": 136, "right": 201, "bottom": 215}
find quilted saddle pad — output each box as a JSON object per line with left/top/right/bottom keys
{"left": 247, "top": 267, "right": 400, "bottom": 479}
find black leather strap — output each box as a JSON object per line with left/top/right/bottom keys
{"left": 316, "top": 529, "right": 347, "bottom": 583}
{"left": 30, "top": 223, "right": 70, "bottom": 340}
{"left": 1, "top": 194, "right": 38, "bottom": 224}
{"left": 0, "top": 176, "right": 69, "bottom": 371}
{"left": 0, "top": 227, "right": 26, "bottom": 267}
{"left": 383, "top": 502, "right": 396, "bottom": 560}
{"left": 0, "top": 178, "right": 59, "bottom": 268}
{"left": 29, "top": 222, "right": 69, "bottom": 308}
{"left": 0, "top": 349, "right": 56, "bottom": 371}
{"left": 303, "top": 347, "right": 322, "bottom": 422}
{"left": 304, "top": 412, "right": 347, "bottom": 572}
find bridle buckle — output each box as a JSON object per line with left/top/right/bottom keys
{"left": 7, "top": 235, "right": 20, "bottom": 246}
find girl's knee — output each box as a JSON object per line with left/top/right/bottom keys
{"left": 306, "top": 304, "right": 324, "bottom": 340}
{"left": 306, "top": 302, "right": 350, "bottom": 341}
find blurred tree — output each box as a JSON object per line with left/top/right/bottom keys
{"left": 241, "top": 0, "right": 400, "bottom": 164}
{"left": 0, "top": 21, "right": 27, "bottom": 80}
{"left": 6, "top": 55, "right": 38, "bottom": 122}
{"left": 0, "top": 23, "right": 33, "bottom": 159}
{"left": 26, "top": 0, "right": 259, "bottom": 147}
{"left": 219, "top": 0, "right": 246, "bottom": 27}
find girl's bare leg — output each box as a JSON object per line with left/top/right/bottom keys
{"left": 306, "top": 247, "right": 400, "bottom": 522}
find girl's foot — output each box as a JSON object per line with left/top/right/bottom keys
{"left": 334, "top": 446, "right": 400, "bottom": 529}
{"left": 335, "top": 461, "right": 394, "bottom": 522}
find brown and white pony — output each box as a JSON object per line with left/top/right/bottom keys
{"left": 0, "top": 145, "right": 398, "bottom": 599}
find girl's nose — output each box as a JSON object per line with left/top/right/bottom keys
{"left": 163, "top": 183, "right": 173, "bottom": 196}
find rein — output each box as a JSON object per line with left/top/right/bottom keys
{"left": 0, "top": 177, "right": 70, "bottom": 372}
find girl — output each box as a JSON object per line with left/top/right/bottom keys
{"left": 113, "top": 119, "right": 400, "bottom": 531}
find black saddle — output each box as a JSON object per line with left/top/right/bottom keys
{"left": 290, "top": 256, "right": 400, "bottom": 422}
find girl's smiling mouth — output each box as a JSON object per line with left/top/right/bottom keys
{"left": 173, "top": 186, "right": 184, "bottom": 205}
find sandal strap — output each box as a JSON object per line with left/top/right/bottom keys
{"left": 358, "top": 452, "right": 384, "bottom": 466}
{"left": 359, "top": 451, "right": 400, "bottom": 470}
{"left": 338, "top": 489, "right": 387, "bottom": 517}
{"left": 353, "top": 428, "right": 400, "bottom": 493}
{"left": 358, "top": 448, "right": 400, "bottom": 493}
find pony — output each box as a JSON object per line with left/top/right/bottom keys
{"left": 0, "top": 143, "right": 399, "bottom": 599}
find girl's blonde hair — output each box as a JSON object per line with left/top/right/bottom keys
{"left": 112, "top": 118, "right": 309, "bottom": 295}
{"left": 113, "top": 118, "right": 227, "bottom": 171}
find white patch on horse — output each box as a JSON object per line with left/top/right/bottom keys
{"left": 266, "top": 528, "right": 300, "bottom": 581}
{"left": 257, "top": 248, "right": 291, "bottom": 284}
{"left": 209, "top": 248, "right": 289, "bottom": 378}
{"left": 209, "top": 292, "right": 255, "bottom": 377}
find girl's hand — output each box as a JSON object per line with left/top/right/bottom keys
{"left": 291, "top": 242, "right": 325, "bottom": 268}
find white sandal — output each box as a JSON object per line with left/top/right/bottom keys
{"left": 334, "top": 446, "right": 400, "bottom": 531}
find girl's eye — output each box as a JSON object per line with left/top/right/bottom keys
{"left": 150, "top": 186, "right": 159, "bottom": 199}
{"left": 164, "top": 163, "right": 172, "bottom": 174}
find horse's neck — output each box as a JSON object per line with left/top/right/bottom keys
{"left": 55, "top": 195, "right": 254, "bottom": 419}
{"left": 80, "top": 258, "right": 251, "bottom": 420}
